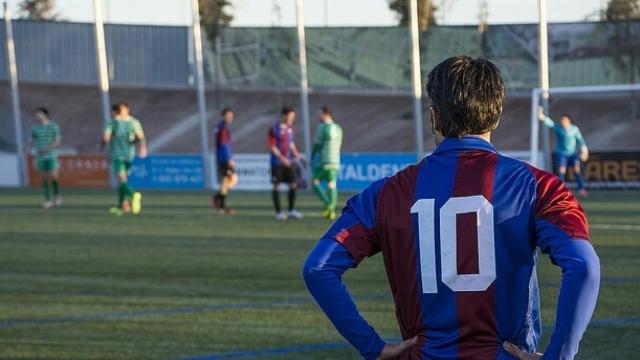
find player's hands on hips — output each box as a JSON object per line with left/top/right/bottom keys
{"left": 376, "top": 336, "right": 417, "bottom": 360}
{"left": 503, "top": 342, "right": 543, "bottom": 360}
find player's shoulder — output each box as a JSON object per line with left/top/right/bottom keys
{"left": 375, "top": 161, "right": 423, "bottom": 200}
{"left": 520, "top": 160, "right": 567, "bottom": 198}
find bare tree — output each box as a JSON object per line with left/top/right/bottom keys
{"left": 388, "top": 0, "right": 438, "bottom": 31}
{"left": 18, "top": 0, "right": 58, "bottom": 20}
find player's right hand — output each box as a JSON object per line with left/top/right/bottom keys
{"left": 503, "top": 341, "right": 543, "bottom": 360}
{"left": 377, "top": 336, "right": 417, "bottom": 360}
{"left": 280, "top": 157, "right": 291, "bottom": 167}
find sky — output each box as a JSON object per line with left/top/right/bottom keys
{"left": 4, "top": 0, "right": 605, "bottom": 26}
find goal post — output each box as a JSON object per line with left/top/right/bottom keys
{"left": 530, "top": 83, "right": 640, "bottom": 171}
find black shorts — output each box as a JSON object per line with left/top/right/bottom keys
{"left": 271, "top": 165, "right": 297, "bottom": 184}
{"left": 217, "top": 161, "right": 235, "bottom": 181}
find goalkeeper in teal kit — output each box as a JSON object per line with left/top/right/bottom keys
{"left": 311, "top": 106, "right": 343, "bottom": 220}
{"left": 538, "top": 107, "right": 589, "bottom": 197}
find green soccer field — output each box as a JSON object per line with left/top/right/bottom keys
{"left": 0, "top": 189, "right": 638, "bottom": 359}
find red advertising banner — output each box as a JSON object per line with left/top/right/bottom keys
{"left": 28, "top": 155, "right": 110, "bottom": 188}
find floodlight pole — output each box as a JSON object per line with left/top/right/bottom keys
{"left": 191, "top": 0, "right": 212, "bottom": 190}
{"left": 324, "top": 0, "right": 329, "bottom": 27}
{"left": 4, "top": 1, "right": 27, "bottom": 186}
{"left": 93, "top": 0, "right": 111, "bottom": 128}
{"left": 294, "top": 0, "right": 312, "bottom": 176}
{"left": 409, "top": 0, "right": 424, "bottom": 160}
{"left": 538, "top": 0, "right": 551, "bottom": 170}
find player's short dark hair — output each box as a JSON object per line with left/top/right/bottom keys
{"left": 221, "top": 107, "right": 233, "bottom": 116}
{"left": 113, "top": 101, "right": 130, "bottom": 112}
{"left": 281, "top": 107, "right": 295, "bottom": 116}
{"left": 35, "top": 107, "right": 49, "bottom": 116}
{"left": 561, "top": 113, "right": 573, "bottom": 121}
{"left": 321, "top": 106, "right": 332, "bottom": 117}
{"left": 426, "top": 55, "right": 505, "bottom": 138}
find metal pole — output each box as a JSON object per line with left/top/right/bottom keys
{"left": 530, "top": 88, "right": 540, "bottom": 167}
{"left": 324, "top": 0, "right": 329, "bottom": 27}
{"left": 538, "top": 0, "right": 551, "bottom": 170}
{"left": 191, "top": 0, "right": 212, "bottom": 189}
{"left": 93, "top": 0, "right": 111, "bottom": 126}
{"left": 409, "top": 0, "right": 424, "bottom": 160}
{"left": 4, "top": 1, "right": 27, "bottom": 186}
{"left": 294, "top": 0, "right": 312, "bottom": 175}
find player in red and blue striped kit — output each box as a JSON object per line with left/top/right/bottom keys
{"left": 213, "top": 108, "right": 238, "bottom": 214}
{"left": 303, "top": 56, "right": 600, "bottom": 360}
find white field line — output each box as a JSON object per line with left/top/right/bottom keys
{"left": 591, "top": 224, "right": 640, "bottom": 231}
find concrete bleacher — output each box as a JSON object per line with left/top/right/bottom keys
{"left": 1, "top": 82, "right": 638, "bottom": 155}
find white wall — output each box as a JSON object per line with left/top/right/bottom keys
{"left": 0, "top": 153, "right": 20, "bottom": 187}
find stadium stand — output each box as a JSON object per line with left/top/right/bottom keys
{"left": 1, "top": 82, "right": 638, "bottom": 154}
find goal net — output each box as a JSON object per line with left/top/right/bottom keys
{"left": 530, "top": 84, "right": 640, "bottom": 189}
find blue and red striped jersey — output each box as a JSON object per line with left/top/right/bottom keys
{"left": 267, "top": 122, "right": 295, "bottom": 166}
{"left": 215, "top": 120, "right": 233, "bottom": 163}
{"left": 304, "top": 136, "right": 600, "bottom": 360}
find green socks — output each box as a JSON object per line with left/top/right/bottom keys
{"left": 118, "top": 182, "right": 134, "bottom": 206}
{"left": 118, "top": 183, "right": 125, "bottom": 205}
{"left": 328, "top": 187, "right": 338, "bottom": 211}
{"left": 313, "top": 182, "right": 330, "bottom": 206}
{"left": 43, "top": 180, "right": 51, "bottom": 201}
{"left": 52, "top": 180, "right": 59, "bottom": 196}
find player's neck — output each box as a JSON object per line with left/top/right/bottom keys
{"left": 466, "top": 132, "right": 491, "bottom": 142}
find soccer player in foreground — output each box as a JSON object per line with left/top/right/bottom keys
{"left": 268, "top": 107, "right": 303, "bottom": 221}
{"left": 213, "top": 108, "right": 238, "bottom": 214}
{"left": 538, "top": 108, "right": 590, "bottom": 197}
{"left": 102, "top": 101, "right": 147, "bottom": 216}
{"left": 31, "top": 108, "right": 62, "bottom": 209}
{"left": 311, "top": 106, "right": 343, "bottom": 220}
{"left": 303, "top": 56, "right": 600, "bottom": 360}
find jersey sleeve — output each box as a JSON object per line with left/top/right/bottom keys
{"left": 267, "top": 128, "right": 277, "bottom": 148}
{"left": 103, "top": 120, "right": 113, "bottom": 136}
{"left": 529, "top": 167, "right": 600, "bottom": 360}
{"left": 132, "top": 119, "right": 145, "bottom": 140}
{"left": 322, "top": 178, "right": 385, "bottom": 263}
{"left": 542, "top": 116, "right": 555, "bottom": 129}
{"left": 574, "top": 127, "right": 586, "bottom": 148}
{"left": 303, "top": 179, "right": 388, "bottom": 360}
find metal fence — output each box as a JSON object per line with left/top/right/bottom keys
{"left": 1, "top": 20, "right": 640, "bottom": 91}
{"left": 0, "top": 20, "right": 191, "bottom": 87}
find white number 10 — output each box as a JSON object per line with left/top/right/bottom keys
{"left": 411, "top": 195, "right": 496, "bottom": 294}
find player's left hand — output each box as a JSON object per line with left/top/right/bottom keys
{"left": 139, "top": 147, "right": 148, "bottom": 159}
{"left": 503, "top": 341, "right": 543, "bottom": 360}
{"left": 377, "top": 336, "right": 417, "bottom": 360}
{"left": 580, "top": 146, "right": 589, "bottom": 162}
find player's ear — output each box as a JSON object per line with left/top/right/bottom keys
{"left": 430, "top": 107, "right": 441, "bottom": 131}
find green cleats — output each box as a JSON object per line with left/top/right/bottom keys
{"left": 132, "top": 192, "right": 142, "bottom": 214}
{"left": 109, "top": 207, "right": 124, "bottom": 217}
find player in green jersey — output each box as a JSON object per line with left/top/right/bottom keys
{"left": 30, "top": 107, "right": 62, "bottom": 209}
{"left": 101, "top": 101, "right": 147, "bottom": 215}
{"left": 311, "top": 106, "right": 343, "bottom": 220}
